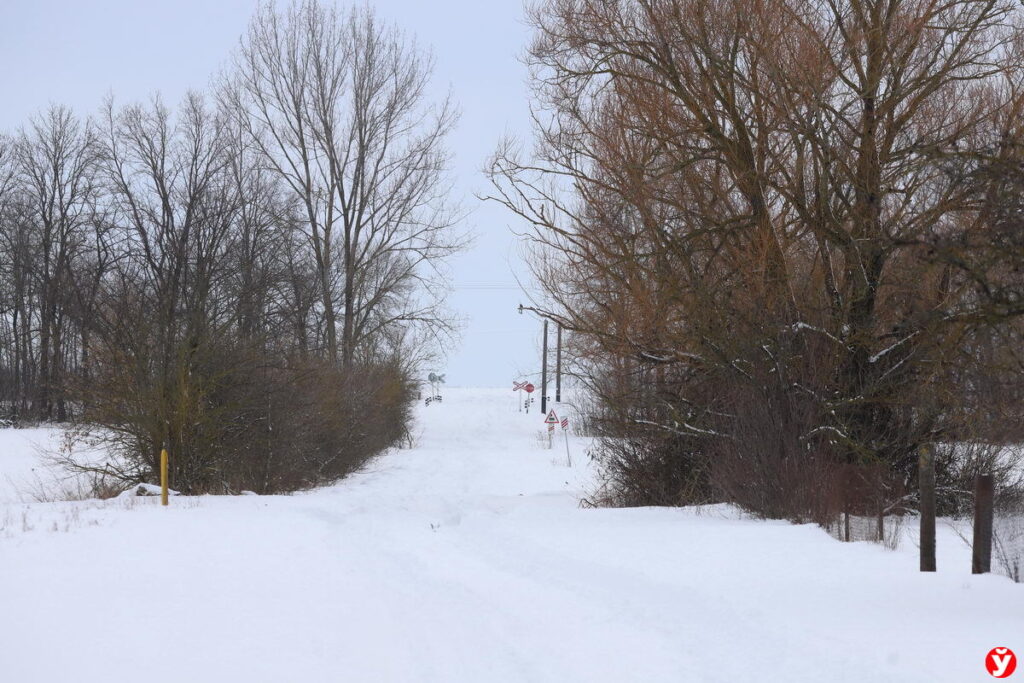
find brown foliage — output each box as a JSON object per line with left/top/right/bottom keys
{"left": 492, "top": 0, "right": 1024, "bottom": 520}
{"left": 72, "top": 333, "right": 412, "bottom": 495}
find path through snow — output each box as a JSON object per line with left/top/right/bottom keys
{"left": 0, "top": 388, "right": 1019, "bottom": 682}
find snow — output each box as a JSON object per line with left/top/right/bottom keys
{"left": 117, "top": 483, "right": 181, "bottom": 498}
{"left": 0, "top": 427, "right": 103, "bottom": 504}
{"left": 790, "top": 321, "right": 849, "bottom": 348}
{"left": 869, "top": 332, "right": 920, "bottom": 364}
{"left": 0, "top": 388, "right": 1019, "bottom": 682}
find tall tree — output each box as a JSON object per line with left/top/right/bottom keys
{"left": 224, "top": 0, "right": 464, "bottom": 369}
{"left": 490, "top": 0, "right": 1024, "bottom": 516}
{"left": 11, "top": 106, "right": 98, "bottom": 420}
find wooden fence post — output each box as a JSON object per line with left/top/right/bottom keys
{"left": 919, "top": 444, "right": 936, "bottom": 572}
{"left": 972, "top": 474, "right": 994, "bottom": 574}
{"left": 840, "top": 465, "right": 851, "bottom": 542}
{"left": 876, "top": 467, "right": 885, "bottom": 543}
{"left": 160, "top": 447, "right": 169, "bottom": 507}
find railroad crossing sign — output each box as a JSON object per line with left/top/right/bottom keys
{"left": 425, "top": 372, "right": 445, "bottom": 406}
{"left": 544, "top": 409, "right": 559, "bottom": 425}
{"left": 561, "top": 417, "right": 569, "bottom": 429}
{"left": 513, "top": 381, "right": 527, "bottom": 391}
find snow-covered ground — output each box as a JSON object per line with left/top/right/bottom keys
{"left": 0, "top": 388, "right": 1018, "bottom": 682}
{"left": 0, "top": 427, "right": 99, "bottom": 504}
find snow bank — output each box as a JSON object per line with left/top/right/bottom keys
{"left": 117, "top": 483, "right": 181, "bottom": 498}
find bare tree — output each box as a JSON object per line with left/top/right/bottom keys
{"left": 490, "top": 0, "right": 1024, "bottom": 518}
{"left": 224, "top": 0, "right": 465, "bottom": 369}
{"left": 0, "top": 6, "right": 431, "bottom": 494}
{"left": 10, "top": 106, "right": 98, "bottom": 420}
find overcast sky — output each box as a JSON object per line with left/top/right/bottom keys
{"left": 0, "top": 0, "right": 548, "bottom": 389}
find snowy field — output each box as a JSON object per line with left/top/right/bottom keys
{"left": 0, "top": 388, "right": 1019, "bottom": 682}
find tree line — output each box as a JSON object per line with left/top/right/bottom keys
{"left": 490, "top": 0, "right": 1024, "bottom": 522}
{"left": 0, "top": 1, "right": 463, "bottom": 494}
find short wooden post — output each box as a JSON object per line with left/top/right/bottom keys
{"left": 160, "top": 447, "right": 169, "bottom": 507}
{"left": 972, "top": 474, "right": 994, "bottom": 574}
{"left": 919, "top": 444, "right": 936, "bottom": 572}
{"left": 876, "top": 468, "right": 885, "bottom": 543}
{"left": 841, "top": 467, "right": 851, "bottom": 542}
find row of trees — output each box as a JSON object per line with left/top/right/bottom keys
{"left": 0, "top": 1, "right": 462, "bottom": 493}
{"left": 491, "top": 0, "right": 1024, "bottom": 521}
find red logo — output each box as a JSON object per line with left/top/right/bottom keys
{"left": 987, "top": 647, "right": 1017, "bottom": 678}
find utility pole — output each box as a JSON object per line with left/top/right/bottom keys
{"left": 555, "top": 324, "right": 562, "bottom": 403}
{"left": 541, "top": 319, "right": 549, "bottom": 414}
{"left": 518, "top": 304, "right": 555, "bottom": 411}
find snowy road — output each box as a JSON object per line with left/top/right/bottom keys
{"left": 0, "top": 389, "right": 1019, "bottom": 682}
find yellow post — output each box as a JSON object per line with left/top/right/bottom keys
{"left": 160, "top": 448, "right": 169, "bottom": 506}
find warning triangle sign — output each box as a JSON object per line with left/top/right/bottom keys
{"left": 544, "top": 409, "right": 559, "bottom": 424}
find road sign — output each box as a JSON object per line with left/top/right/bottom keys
{"left": 544, "top": 409, "right": 559, "bottom": 424}
{"left": 561, "top": 417, "right": 569, "bottom": 429}
{"left": 525, "top": 383, "right": 535, "bottom": 393}
{"left": 513, "top": 381, "right": 527, "bottom": 391}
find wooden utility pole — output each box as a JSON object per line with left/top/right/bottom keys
{"left": 972, "top": 474, "right": 994, "bottom": 574}
{"left": 919, "top": 444, "right": 936, "bottom": 572}
{"left": 555, "top": 324, "right": 562, "bottom": 403}
{"left": 541, "top": 320, "right": 549, "bottom": 414}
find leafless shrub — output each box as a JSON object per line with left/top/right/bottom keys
{"left": 589, "top": 433, "right": 710, "bottom": 508}
{"left": 71, "top": 342, "right": 412, "bottom": 495}
{"left": 992, "top": 461, "right": 1024, "bottom": 582}
{"left": 993, "top": 506, "right": 1024, "bottom": 582}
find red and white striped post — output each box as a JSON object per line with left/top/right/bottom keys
{"left": 561, "top": 416, "right": 571, "bottom": 467}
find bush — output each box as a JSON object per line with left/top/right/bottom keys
{"left": 994, "top": 488, "right": 1024, "bottom": 583}
{"left": 69, "top": 335, "right": 413, "bottom": 495}
{"left": 588, "top": 433, "right": 709, "bottom": 508}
